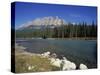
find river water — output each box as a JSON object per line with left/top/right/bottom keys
{"left": 16, "top": 38, "right": 97, "bottom": 69}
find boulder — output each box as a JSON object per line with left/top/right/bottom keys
{"left": 79, "top": 64, "right": 88, "bottom": 70}
{"left": 50, "top": 58, "right": 62, "bottom": 67}
{"left": 61, "top": 57, "right": 76, "bottom": 70}
{"left": 41, "top": 51, "right": 50, "bottom": 57}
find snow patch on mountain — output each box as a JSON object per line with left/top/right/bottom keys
{"left": 18, "top": 16, "right": 67, "bottom": 29}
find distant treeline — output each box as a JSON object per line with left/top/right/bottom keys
{"left": 16, "top": 22, "right": 97, "bottom": 39}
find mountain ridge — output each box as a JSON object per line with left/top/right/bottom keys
{"left": 17, "top": 16, "right": 66, "bottom": 30}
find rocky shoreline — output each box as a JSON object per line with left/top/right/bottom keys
{"left": 35, "top": 51, "right": 88, "bottom": 70}
{"left": 15, "top": 43, "right": 88, "bottom": 72}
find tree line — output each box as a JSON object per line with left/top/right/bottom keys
{"left": 16, "top": 22, "right": 97, "bottom": 39}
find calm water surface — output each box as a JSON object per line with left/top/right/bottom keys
{"left": 16, "top": 38, "right": 97, "bottom": 68}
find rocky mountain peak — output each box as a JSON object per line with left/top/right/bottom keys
{"left": 18, "top": 16, "right": 66, "bottom": 29}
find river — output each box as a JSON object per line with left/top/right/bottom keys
{"left": 16, "top": 38, "right": 97, "bottom": 69}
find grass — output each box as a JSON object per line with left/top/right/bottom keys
{"left": 15, "top": 53, "right": 60, "bottom": 73}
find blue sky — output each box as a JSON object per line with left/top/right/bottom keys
{"left": 14, "top": 2, "right": 97, "bottom": 28}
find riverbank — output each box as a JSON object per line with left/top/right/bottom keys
{"left": 16, "top": 37, "right": 97, "bottom": 40}
{"left": 15, "top": 44, "right": 88, "bottom": 73}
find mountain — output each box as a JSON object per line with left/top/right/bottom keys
{"left": 17, "top": 16, "right": 66, "bottom": 30}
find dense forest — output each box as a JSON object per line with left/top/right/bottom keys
{"left": 16, "top": 22, "right": 97, "bottom": 39}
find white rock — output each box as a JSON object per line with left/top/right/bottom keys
{"left": 62, "top": 61, "right": 76, "bottom": 70}
{"left": 41, "top": 51, "right": 50, "bottom": 57}
{"left": 51, "top": 58, "right": 62, "bottom": 67}
{"left": 79, "top": 64, "right": 88, "bottom": 70}
{"left": 50, "top": 56, "right": 76, "bottom": 70}
{"left": 70, "top": 62, "right": 76, "bottom": 70}
{"left": 62, "top": 57, "right": 76, "bottom": 70}
{"left": 28, "top": 66, "right": 32, "bottom": 70}
{"left": 50, "top": 58, "right": 56, "bottom": 63}
{"left": 28, "top": 65, "right": 35, "bottom": 70}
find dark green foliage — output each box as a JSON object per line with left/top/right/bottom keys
{"left": 16, "top": 22, "right": 97, "bottom": 39}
